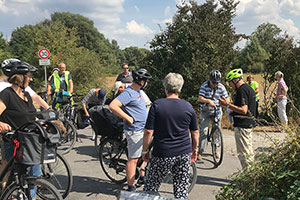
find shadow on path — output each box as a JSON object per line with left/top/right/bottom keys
{"left": 196, "top": 175, "right": 231, "bottom": 187}
{"left": 71, "top": 175, "right": 125, "bottom": 198}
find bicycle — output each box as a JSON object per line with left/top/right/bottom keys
{"left": 0, "top": 131, "right": 63, "bottom": 200}
{"left": 206, "top": 107, "right": 224, "bottom": 166}
{"left": 41, "top": 152, "right": 73, "bottom": 199}
{"left": 53, "top": 91, "right": 81, "bottom": 155}
{"left": 98, "top": 136, "right": 197, "bottom": 193}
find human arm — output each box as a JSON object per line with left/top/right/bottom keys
{"left": 68, "top": 79, "right": 73, "bottom": 94}
{"left": 191, "top": 130, "right": 199, "bottom": 163}
{"left": 219, "top": 96, "right": 248, "bottom": 115}
{"left": 142, "top": 129, "right": 154, "bottom": 162}
{"left": 109, "top": 98, "right": 134, "bottom": 125}
{"left": 198, "top": 96, "right": 216, "bottom": 108}
{"left": 0, "top": 100, "right": 11, "bottom": 132}
{"left": 31, "top": 94, "right": 50, "bottom": 110}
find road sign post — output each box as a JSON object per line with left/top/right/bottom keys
{"left": 38, "top": 48, "right": 51, "bottom": 98}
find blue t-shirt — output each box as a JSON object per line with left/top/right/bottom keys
{"left": 116, "top": 87, "right": 147, "bottom": 131}
{"left": 145, "top": 98, "right": 198, "bottom": 158}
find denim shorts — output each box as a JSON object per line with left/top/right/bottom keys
{"left": 124, "top": 130, "right": 144, "bottom": 159}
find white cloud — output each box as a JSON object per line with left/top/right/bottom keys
{"left": 164, "top": 6, "right": 171, "bottom": 17}
{"left": 126, "top": 20, "right": 154, "bottom": 35}
{"left": 134, "top": 5, "right": 139, "bottom": 12}
{"left": 280, "top": 0, "right": 300, "bottom": 16}
{"left": 235, "top": 0, "right": 300, "bottom": 40}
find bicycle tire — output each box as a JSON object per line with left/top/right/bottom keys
{"left": 58, "top": 120, "right": 77, "bottom": 155}
{"left": 1, "top": 178, "right": 63, "bottom": 200}
{"left": 94, "top": 134, "right": 101, "bottom": 153}
{"left": 211, "top": 126, "right": 224, "bottom": 166}
{"left": 42, "top": 153, "right": 73, "bottom": 199}
{"left": 99, "top": 138, "right": 127, "bottom": 184}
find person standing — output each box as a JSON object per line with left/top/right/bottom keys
{"left": 197, "top": 70, "right": 229, "bottom": 160}
{"left": 47, "top": 62, "right": 73, "bottom": 96}
{"left": 115, "top": 63, "right": 133, "bottom": 84}
{"left": 219, "top": 68, "right": 256, "bottom": 169}
{"left": 275, "top": 71, "right": 288, "bottom": 125}
{"left": 109, "top": 68, "right": 151, "bottom": 191}
{"left": 247, "top": 75, "right": 259, "bottom": 118}
{"left": 142, "top": 73, "right": 199, "bottom": 199}
{"left": 0, "top": 59, "right": 41, "bottom": 199}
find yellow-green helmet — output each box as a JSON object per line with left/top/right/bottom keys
{"left": 225, "top": 68, "right": 243, "bottom": 81}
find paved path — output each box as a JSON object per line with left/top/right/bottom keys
{"left": 63, "top": 127, "right": 285, "bottom": 200}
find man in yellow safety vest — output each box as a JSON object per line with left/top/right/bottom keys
{"left": 47, "top": 62, "right": 73, "bottom": 96}
{"left": 247, "top": 75, "right": 259, "bottom": 118}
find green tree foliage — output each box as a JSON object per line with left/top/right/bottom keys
{"left": 252, "top": 23, "right": 282, "bottom": 53}
{"left": 145, "top": 0, "right": 240, "bottom": 104}
{"left": 123, "top": 47, "right": 151, "bottom": 68}
{"left": 8, "top": 21, "right": 104, "bottom": 92}
{"left": 50, "top": 12, "right": 119, "bottom": 72}
{"left": 0, "top": 33, "right": 13, "bottom": 70}
{"left": 234, "top": 36, "right": 270, "bottom": 73}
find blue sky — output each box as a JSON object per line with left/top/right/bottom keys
{"left": 0, "top": 0, "right": 299, "bottom": 49}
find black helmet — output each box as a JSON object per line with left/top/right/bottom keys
{"left": 132, "top": 68, "right": 152, "bottom": 83}
{"left": 209, "top": 70, "right": 222, "bottom": 83}
{"left": 1, "top": 58, "right": 37, "bottom": 77}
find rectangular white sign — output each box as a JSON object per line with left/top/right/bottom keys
{"left": 39, "top": 59, "right": 51, "bottom": 66}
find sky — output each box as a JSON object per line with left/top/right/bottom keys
{"left": 0, "top": 0, "right": 300, "bottom": 49}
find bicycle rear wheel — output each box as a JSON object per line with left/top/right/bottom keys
{"left": 211, "top": 126, "right": 224, "bottom": 166}
{"left": 1, "top": 178, "right": 63, "bottom": 200}
{"left": 42, "top": 153, "right": 73, "bottom": 199}
{"left": 99, "top": 138, "right": 127, "bottom": 184}
{"left": 58, "top": 120, "right": 77, "bottom": 155}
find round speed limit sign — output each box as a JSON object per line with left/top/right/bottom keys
{"left": 38, "top": 48, "right": 50, "bottom": 59}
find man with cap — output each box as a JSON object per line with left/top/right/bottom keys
{"left": 81, "top": 88, "right": 107, "bottom": 117}
{"left": 197, "top": 70, "right": 229, "bottom": 160}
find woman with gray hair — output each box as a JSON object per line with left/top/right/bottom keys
{"left": 275, "top": 71, "right": 288, "bottom": 125}
{"left": 142, "top": 73, "right": 199, "bottom": 199}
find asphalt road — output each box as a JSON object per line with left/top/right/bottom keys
{"left": 63, "top": 126, "right": 284, "bottom": 200}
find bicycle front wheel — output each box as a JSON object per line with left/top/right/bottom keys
{"left": 1, "top": 178, "right": 63, "bottom": 200}
{"left": 58, "top": 120, "right": 77, "bottom": 155}
{"left": 211, "top": 126, "right": 224, "bottom": 166}
{"left": 99, "top": 138, "right": 127, "bottom": 184}
{"left": 42, "top": 153, "right": 73, "bottom": 199}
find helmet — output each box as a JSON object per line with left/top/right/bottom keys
{"left": 98, "top": 89, "right": 106, "bottom": 99}
{"left": 2, "top": 58, "right": 37, "bottom": 77}
{"left": 132, "top": 68, "right": 152, "bottom": 83}
{"left": 52, "top": 67, "right": 59, "bottom": 72}
{"left": 209, "top": 70, "right": 222, "bottom": 83}
{"left": 225, "top": 68, "right": 243, "bottom": 81}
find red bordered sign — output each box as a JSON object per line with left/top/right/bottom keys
{"left": 38, "top": 48, "right": 50, "bottom": 59}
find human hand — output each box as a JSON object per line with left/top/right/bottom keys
{"left": 142, "top": 152, "right": 150, "bottom": 162}
{"left": 126, "top": 117, "right": 134, "bottom": 125}
{"left": 0, "top": 122, "right": 11, "bottom": 133}
{"left": 191, "top": 151, "right": 197, "bottom": 163}
{"left": 208, "top": 100, "right": 216, "bottom": 109}
{"left": 219, "top": 96, "right": 229, "bottom": 107}
{"left": 47, "top": 91, "right": 51, "bottom": 96}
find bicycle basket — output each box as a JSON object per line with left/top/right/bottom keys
{"left": 89, "top": 105, "right": 123, "bottom": 137}
{"left": 15, "top": 121, "right": 60, "bottom": 165}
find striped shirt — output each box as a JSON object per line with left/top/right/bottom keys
{"left": 199, "top": 81, "right": 228, "bottom": 114}
{"left": 81, "top": 88, "right": 106, "bottom": 107}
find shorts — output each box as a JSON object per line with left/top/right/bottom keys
{"left": 124, "top": 130, "right": 144, "bottom": 159}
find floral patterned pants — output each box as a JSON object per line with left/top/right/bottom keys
{"left": 143, "top": 153, "right": 191, "bottom": 199}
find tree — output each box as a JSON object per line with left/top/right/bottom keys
{"left": 123, "top": 47, "right": 151, "bottom": 68}
{"left": 0, "top": 33, "right": 13, "bottom": 71}
{"left": 234, "top": 36, "right": 270, "bottom": 73}
{"left": 50, "top": 12, "right": 119, "bottom": 71}
{"left": 146, "top": 0, "right": 240, "bottom": 104}
{"left": 8, "top": 21, "right": 105, "bottom": 92}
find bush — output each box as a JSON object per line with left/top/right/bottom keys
{"left": 216, "top": 127, "right": 300, "bottom": 200}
